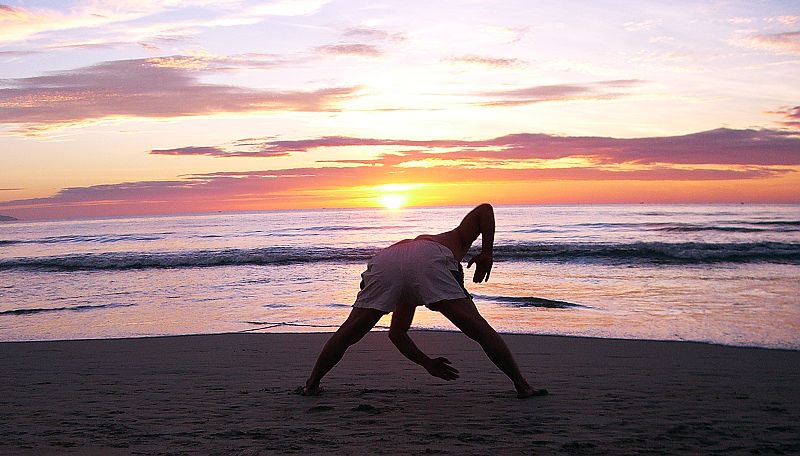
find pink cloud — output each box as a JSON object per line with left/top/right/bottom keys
{"left": 0, "top": 57, "right": 358, "bottom": 132}
{"left": 0, "top": 4, "right": 23, "bottom": 16}
{"left": 164, "top": 128, "right": 799, "bottom": 166}
{"left": 770, "top": 105, "right": 800, "bottom": 130}
{"left": 477, "top": 80, "right": 644, "bottom": 106}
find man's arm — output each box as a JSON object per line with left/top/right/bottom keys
{"left": 454, "top": 203, "right": 495, "bottom": 255}
{"left": 389, "top": 304, "right": 459, "bottom": 381}
{"left": 456, "top": 203, "right": 495, "bottom": 283}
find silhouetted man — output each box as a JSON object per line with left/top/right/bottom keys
{"left": 301, "top": 203, "right": 547, "bottom": 398}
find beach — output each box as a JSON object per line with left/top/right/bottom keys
{"left": 2, "top": 331, "right": 798, "bottom": 455}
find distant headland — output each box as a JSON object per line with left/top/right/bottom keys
{"left": 0, "top": 215, "right": 18, "bottom": 221}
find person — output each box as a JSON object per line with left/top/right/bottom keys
{"left": 300, "top": 203, "right": 547, "bottom": 399}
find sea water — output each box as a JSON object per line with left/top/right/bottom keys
{"left": 1, "top": 205, "right": 798, "bottom": 349}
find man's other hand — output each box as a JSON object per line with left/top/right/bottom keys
{"left": 424, "top": 357, "right": 459, "bottom": 381}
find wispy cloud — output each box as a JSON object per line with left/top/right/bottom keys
{"left": 0, "top": 57, "right": 358, "bottom": 133}
{"left": 446, "top": 55, "right": 525, "bottom": 68}
{"left": 764, "top": 15, "right": 800, "bottom": 26}
{"left": 628, "top": 50, "right": 694, "bottom": 63}
{"left": 151, "top": 140, "right": 292, "bottom": 158}
{"left": 769, "top": 105, "right": 800, "bottom": 129}
{"left": 247, "top": 0, "right": 330, "bottom": 16}
{"left": 623, "top": 19, "right": 662, "bottom": 32}
{"left": 0, "top": 49, "right": 38, "bottom": 57}
{"left": 342, "top": 27, "right": 405, "bottom": 42}
{"left": 0, "top": 2, "right": 176, "bottom": 44}
{"left": 316, "top": 43, "right": 382, "bottom": 57}
{"left": 476, "top": 80, "right": 644, "bottom": 107}
{"left": 734, "top": 30, "right": 800, "bottom": 55}
{"left": 153, "top": 136, "right": 474, "bottom": 157}
{"left": 0, "top": 1, "right": 330, "bottom": 49}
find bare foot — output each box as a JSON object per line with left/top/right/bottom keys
{"left": 293, "top": 385, "right": 324, "bottom": 396}
{"left": 516, "top": 386, "right": 548, "bottom": 399}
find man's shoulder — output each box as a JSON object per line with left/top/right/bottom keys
{"left": 415, "top": 230, "right": 456, "bottom": 243}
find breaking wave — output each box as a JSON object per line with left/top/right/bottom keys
{"left": 0, "top": 303, "right": 136, "bottom": 316}
{"left": 1, "top": 241, "right": 797, "bottom": 271}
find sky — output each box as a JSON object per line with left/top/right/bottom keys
{"left": 0, "top": 0, "right": 799, "bottom": 220}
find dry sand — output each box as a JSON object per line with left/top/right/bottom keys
{"left": 1, "top": 331, "right": 798, "bottom": 455}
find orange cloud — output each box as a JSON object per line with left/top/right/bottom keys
{"left": 3, "top": 127, "right": 798, "bottom": 219}
{"left": 1, "top": 162, "right": 795, "bottom": 220}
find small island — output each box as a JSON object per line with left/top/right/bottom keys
{"left": 0, "top": 215, "right": 18, "bottom": 222}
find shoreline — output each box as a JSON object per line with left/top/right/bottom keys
{"left": 2, "top": 331, "right": 798, "bottom": 454}
{"left": 2, "top": 329, "right": 798, "bottom": 352}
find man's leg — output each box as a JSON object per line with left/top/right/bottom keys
{"left": 431, "top": 298, "right": 547, "bottom": 398}
{"left": 304, "top": 307, "right": 385, "bottom": 394}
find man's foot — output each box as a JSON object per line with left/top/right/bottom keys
{"left": 516, "top": 386, "right": 548, "bottom": 399}
{"left": 293, "top": 385, "right": 323, "bottom": 396}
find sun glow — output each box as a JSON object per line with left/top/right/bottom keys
{"left": 378, "top": 193, "right": 407, "bottom": 209}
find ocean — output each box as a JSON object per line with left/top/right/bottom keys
{"left": 1, "top": 204, "right": 798, "bottom": 349}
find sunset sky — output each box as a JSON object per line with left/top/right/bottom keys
{"left": 1, "top": 0, "right": 799, "bottom": 220}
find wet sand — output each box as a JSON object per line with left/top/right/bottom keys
{"left": 1, "top": 331, "right": 798, "bottom": 455}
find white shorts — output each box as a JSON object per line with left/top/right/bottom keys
{"left": 352, "top": 239, "right": 470, "bottom": 313}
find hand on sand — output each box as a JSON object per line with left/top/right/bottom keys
{"left": 467, "top": 251, "right": 493, "bottom": 283}
{"left": 425, "top": 357, "right": 459, "bottom": 381}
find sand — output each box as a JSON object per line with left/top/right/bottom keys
{"left": 1, "top": 331, "right": 798, "bottom": 455}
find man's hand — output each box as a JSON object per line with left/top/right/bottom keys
{"left": 467, "top": 251, "right": 493, "bottom": 283}
{"left": 424, "top": 357, "right": 459, "bottom": 381}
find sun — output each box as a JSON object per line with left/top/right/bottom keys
{"left": 378, "top": 193, "right": 406, "bottom": 209}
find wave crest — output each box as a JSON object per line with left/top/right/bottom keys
{"left": 493, "top": 241, "right": 800, "bottom": 264}
{"left": 1, "top": 241, "right": 797, "bottom": 271}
